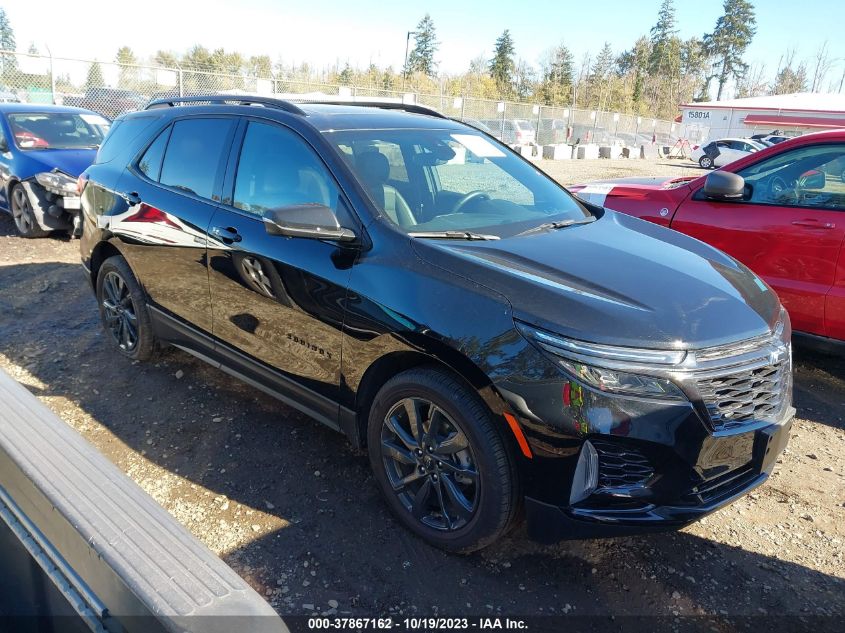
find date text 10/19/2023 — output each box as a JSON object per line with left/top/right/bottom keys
{"left": 307, "top": 617, "right": 529, "bottom": 630}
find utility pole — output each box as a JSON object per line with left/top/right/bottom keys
{"left": 402, "top": 31, "right": 417, "bottom": 91}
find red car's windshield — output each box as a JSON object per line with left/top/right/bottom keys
{"left": 8, "top": 112, "right": 110, "bottom": 150}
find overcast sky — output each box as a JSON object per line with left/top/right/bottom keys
{"left": 5, "top": 0, "right": 845, "bottom": 90}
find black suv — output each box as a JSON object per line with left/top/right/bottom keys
{"left": 80, "top": 96, "right": 794, "bottom": 552}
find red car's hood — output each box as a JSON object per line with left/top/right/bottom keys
{"left": 568, "top": 176, "right": 699, "bottom": 219}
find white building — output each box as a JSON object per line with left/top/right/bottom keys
{"left": 678, "top": 93, "right": 845, "bottom": 143}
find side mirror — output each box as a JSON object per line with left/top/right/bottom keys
{"left": 702, "top": 171, "right": 745, "bottom": 200}
{"left": 799, "top": 169, "right": 825, "bottom": 190}
{"left": 264, "top": 203, "right": 356, "bottom": 243}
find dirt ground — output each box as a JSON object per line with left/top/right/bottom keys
{"left": 0, "top": 157, "right": 842, "bottom": 628}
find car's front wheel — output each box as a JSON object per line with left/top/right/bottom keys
{"left": 10, "top": 183, "right": 49, "bottom": 238}
{"left": 698, "top": 155, "right": 714, "bottom": 169}
{"left": 96, "top": 256, "right": 158, "bottom": 361}
{"left": 367, "top": 367, "right": 519, "bottom": 552}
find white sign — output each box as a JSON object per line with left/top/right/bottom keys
{"left": 338, "top": 86, "right": 353, "bottom": 97}
{"left": 590, "top": 111, "right": 597, "bottom": 120}
{"left": 452, "top": 97, "right": 462, "bottom": 109}
{"left": 256, "top": 79, "right": 273, "bottom": 95}
{"left": 497, "top": 101, "right": 505, "bottom": 113}
{"left": 532, "top": 104, "right": 540, "bottom": 115}
{"left": 613, "top": 113, "right": 620, "bottom": 122}
{"left": 562, "top": 109, "right": 569, "bottom": 118}
{"left": 684, "top": 110, "right": 711, "bottom": 121}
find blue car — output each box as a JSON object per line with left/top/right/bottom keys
{"left": 0, "top": 103, "right": 110, "bottom": 237}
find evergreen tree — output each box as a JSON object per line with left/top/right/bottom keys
{"left": 489, "top": 30, "right": 516, "bottom": 95}
{"left": 771, "top": 50, "right": 807, "bottom": 94}
{"left": 405, "top": 14, "right": 438, "bottom": 77}
{"left": 338, "top": 63, "right": 353, "bottom": 85}
{"left": 539, "top": 43, "right": 574, "bottom": 105}
{"left": 85, "top": 61, "right": 105, "bottom": 90}
{"left": 0, "top": 8, "right": 17, "bottom": 77}
{"left": 154, "top": 50, "right": 179, "bottom": 68}
{"left": 116, "top": 46, "right": 138, "bottom": 88}
{"left": 648, "top": 0, "right": 678, "bottom": 75}
{"left": 704, "top": 0, "right": 756, "bottom": 100}
{"left": 618, "top": 37, "right": 651, "bottom": 104}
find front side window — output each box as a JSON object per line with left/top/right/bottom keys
{"left": 233, "top": 121, "right": 338, "bottom": 217}
{"left": 159, "top": 118, "right": 234, "bottom": 200}
{"left": 737, "top": 143, "right": 845, "bottom": 209}
{"left": 8, "top": 112, "right": 110, "bottom": 150}
{"left": 327, "top": 127, "right": 591, "bottom": 235}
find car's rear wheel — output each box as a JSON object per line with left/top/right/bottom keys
{"left": 10, "top": 183, "right": 49, "bottom": 238}
{"left": 367, "top": 367, "right": 519, "bottom": 552}
{"left": 96, "top": 256, "right": 158, "bottom": 361}
{"left": 698, "top": 156, "right": 714, "bottom": 169}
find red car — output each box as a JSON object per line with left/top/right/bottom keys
{"left": 569, "top": 129, "right": 845, "bottom": 343}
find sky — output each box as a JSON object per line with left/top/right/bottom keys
{"left": 4, "top": 0, "right": 845, "bottom": 92}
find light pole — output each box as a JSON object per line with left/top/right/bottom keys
{"left": 402, "top": 31, "right": 417, "bottom": 91}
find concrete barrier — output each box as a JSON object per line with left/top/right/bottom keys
{"left": 542, "top": 144, "right": 573, "bottom": 160}
{"left": 576, "top": 144, "right": 600, "bottom": 160}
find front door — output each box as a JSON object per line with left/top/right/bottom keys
{"left": 206, "top": 119, "right": 357, "bottom": 417}
{"left": 672, "top": 142, "right": 845, "bottom": 337}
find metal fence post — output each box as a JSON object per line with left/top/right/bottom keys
{"left": 45, "top": 46, "right": 56, "bottom": 104}
{"left": 177, "top": 64, "right": 184, "bottom": 97}
{"left": 536, "top": 105, "right": 542, "bottom": 145}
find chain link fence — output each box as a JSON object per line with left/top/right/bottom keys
{"left": 0, "top": 50, "right": 693, "bottom": 153}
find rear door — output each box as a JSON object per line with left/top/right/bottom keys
{"left": 112, "top": 116, "right": 236, "bottom": 335}
{"left": 671, "top": 142, "right": 845, "bottom": 337}
{"left": 205, "top": 118, "right": 358, "bottom": 418}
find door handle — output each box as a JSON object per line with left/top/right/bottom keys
{"left": 210, "top": 226, "right": 242, "bottom": 243}
{"left": 124, "top": 191, "right": 141, "bottom": 206}
{"left": 791, "top": 219, "right": 835, "bottom": 229}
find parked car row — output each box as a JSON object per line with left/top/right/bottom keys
{"left": 62, "top": 95, "right": 795, "bottom": 552}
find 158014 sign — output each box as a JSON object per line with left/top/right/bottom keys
{"left": 686, "top": 111, "right": 711, "bottom": 120}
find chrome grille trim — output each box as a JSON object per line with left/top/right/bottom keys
{"left": 696, "top": 360, "right": 789, "bottom": 430}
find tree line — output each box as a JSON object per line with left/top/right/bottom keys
{"left": 2, "top": 2, "right": 843, "bottom": 118}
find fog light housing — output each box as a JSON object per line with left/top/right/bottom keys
{"left": 570, "top": 440, "right": 598, "bottom": 504}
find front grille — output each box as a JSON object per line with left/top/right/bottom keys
{"left": 681, "top": 465, "right": 758, "bottom": 505}
{"left": 696, "top": 360, "right": 788, "bottom": 431}
{"left": 592, "top": 440, "right": 654, "bottom": 489}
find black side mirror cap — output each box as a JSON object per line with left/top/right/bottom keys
{"left": 702, "top": 171, "right": 745, "bottom": 200}
{"left": 264, "top": 203, "right": 357, "bottom": 243}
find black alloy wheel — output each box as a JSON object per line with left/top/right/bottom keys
{"left": 101, "top": 271, "right": 139, "bottom": 353}
{"left": 368, "top": 367, "right": 520, "bottom": 552}
{"left": 380, "top": 397, "right": 479, "bottom": 531}
{"left": 96, "top": 256, "right": 158, "bottom": 361}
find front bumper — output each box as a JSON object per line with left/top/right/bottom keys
{"left": 523, "top": 408, "right": 793, "bottom": 542}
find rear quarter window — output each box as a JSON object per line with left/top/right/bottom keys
{"left": 94, "top": 115, "right": 160, "bottom": 164}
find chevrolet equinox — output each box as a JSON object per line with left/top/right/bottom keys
{"left": 80, "top": 96, "right": 794, "bottom": 552}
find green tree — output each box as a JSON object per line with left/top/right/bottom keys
{"left": 771, "top": 50, "right": 807, "bottom": 94}
{"left": 405, "top": 14, "right": 438, "bottom": 77}
{"left": 0, "top": 8, "right": 17, "bottom": 77}
{"left": 85, "top": 61, "right": 105, "bottom": 91}
{"left": 248, "top": 54, "right": 273, "bottom": 78}
{"left": 539, "top": 43, "right": 574, "bottom": 105}
{"left": 648, "top": 0, "right": 678, "bottom": 75}
{"left": 181, "top": 45, "right": 214, "bottom": 71}
{"left": 338, "top": 63, "right": 353, "bottom": 85}
{"left": 489, "top": 30, "right": 516, "bottom": 95}
{"left": 513, "top": 60, "right": 535, "bottom": 100}
{"left": 116, "top": 46, "right": 138, "bottom": 88}
{"left": 154, "top": 50, "right": 179, "bottom": 68}
{"left": 618, "top": 36, "right": 651, "bottom": 104}
{"left": 704, "top": 0, "right": 756, "bottom": 100}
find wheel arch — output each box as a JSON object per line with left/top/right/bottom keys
{"left": 351, "top": 343, "right": 509, "bottom": 450}
{"left": 89, "top": 239, "right": 136, "bottom": 290}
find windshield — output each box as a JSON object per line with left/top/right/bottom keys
{"left": 8, "top": 112, "right": 110, "bottom": 150}
{"left": 327, "top": 127, "right": 591, "bottom": 236}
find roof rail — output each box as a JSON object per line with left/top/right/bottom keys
{"left": 144, "top": 94, "right": 306, "bottom": 115}
{"left": 287, "top": 98, "right": 447, "bottom": 119}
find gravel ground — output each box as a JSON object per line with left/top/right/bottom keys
{"left": 0, "top": 158, "right": 842, "bottom": 629}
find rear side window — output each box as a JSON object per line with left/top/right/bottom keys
{"left": 95, "top": 115, "right": 158, "bottom": 164}
{"left": 159, "top": 118, "right": 234, "bottom": 201}
{"left": 137, "top": 126, "right": 171, "bottom": 181}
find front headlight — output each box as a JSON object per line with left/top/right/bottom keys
{"left": 516, "top": 321, "right": 687, "bottom": 400}
{"left": 34, "top": 171, "right": 78, "bottom": 196}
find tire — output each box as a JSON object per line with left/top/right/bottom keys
{"left": 10, "top": 183, "right": 49, "bottom": 238}
{"left": 95, "top": 256, "right": 158, "bottom": 361}
{"left": 698, "top": 156, "right": 714, "bottom": 169}
{"left": 367, "top": 366, "right": 519, "bottom": 552}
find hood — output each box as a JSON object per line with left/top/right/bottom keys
{"left": 568, "top": 176, "right": 698, "bottom": 209}
{"left": 413, "top": 211, "right": 780, "bottom": 350}
{"left": 22, "top": 148, "right": 97, "bottom": 178}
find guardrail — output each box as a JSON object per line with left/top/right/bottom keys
{"left": 0, "top": 367, "right": 288, "bottom": 633}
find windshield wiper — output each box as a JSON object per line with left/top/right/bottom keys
{"left": 514, "top": 216, "right": 596, "bottom": 237}
{"left": 408, "top": 230, "right": 500, "bottom": 241}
